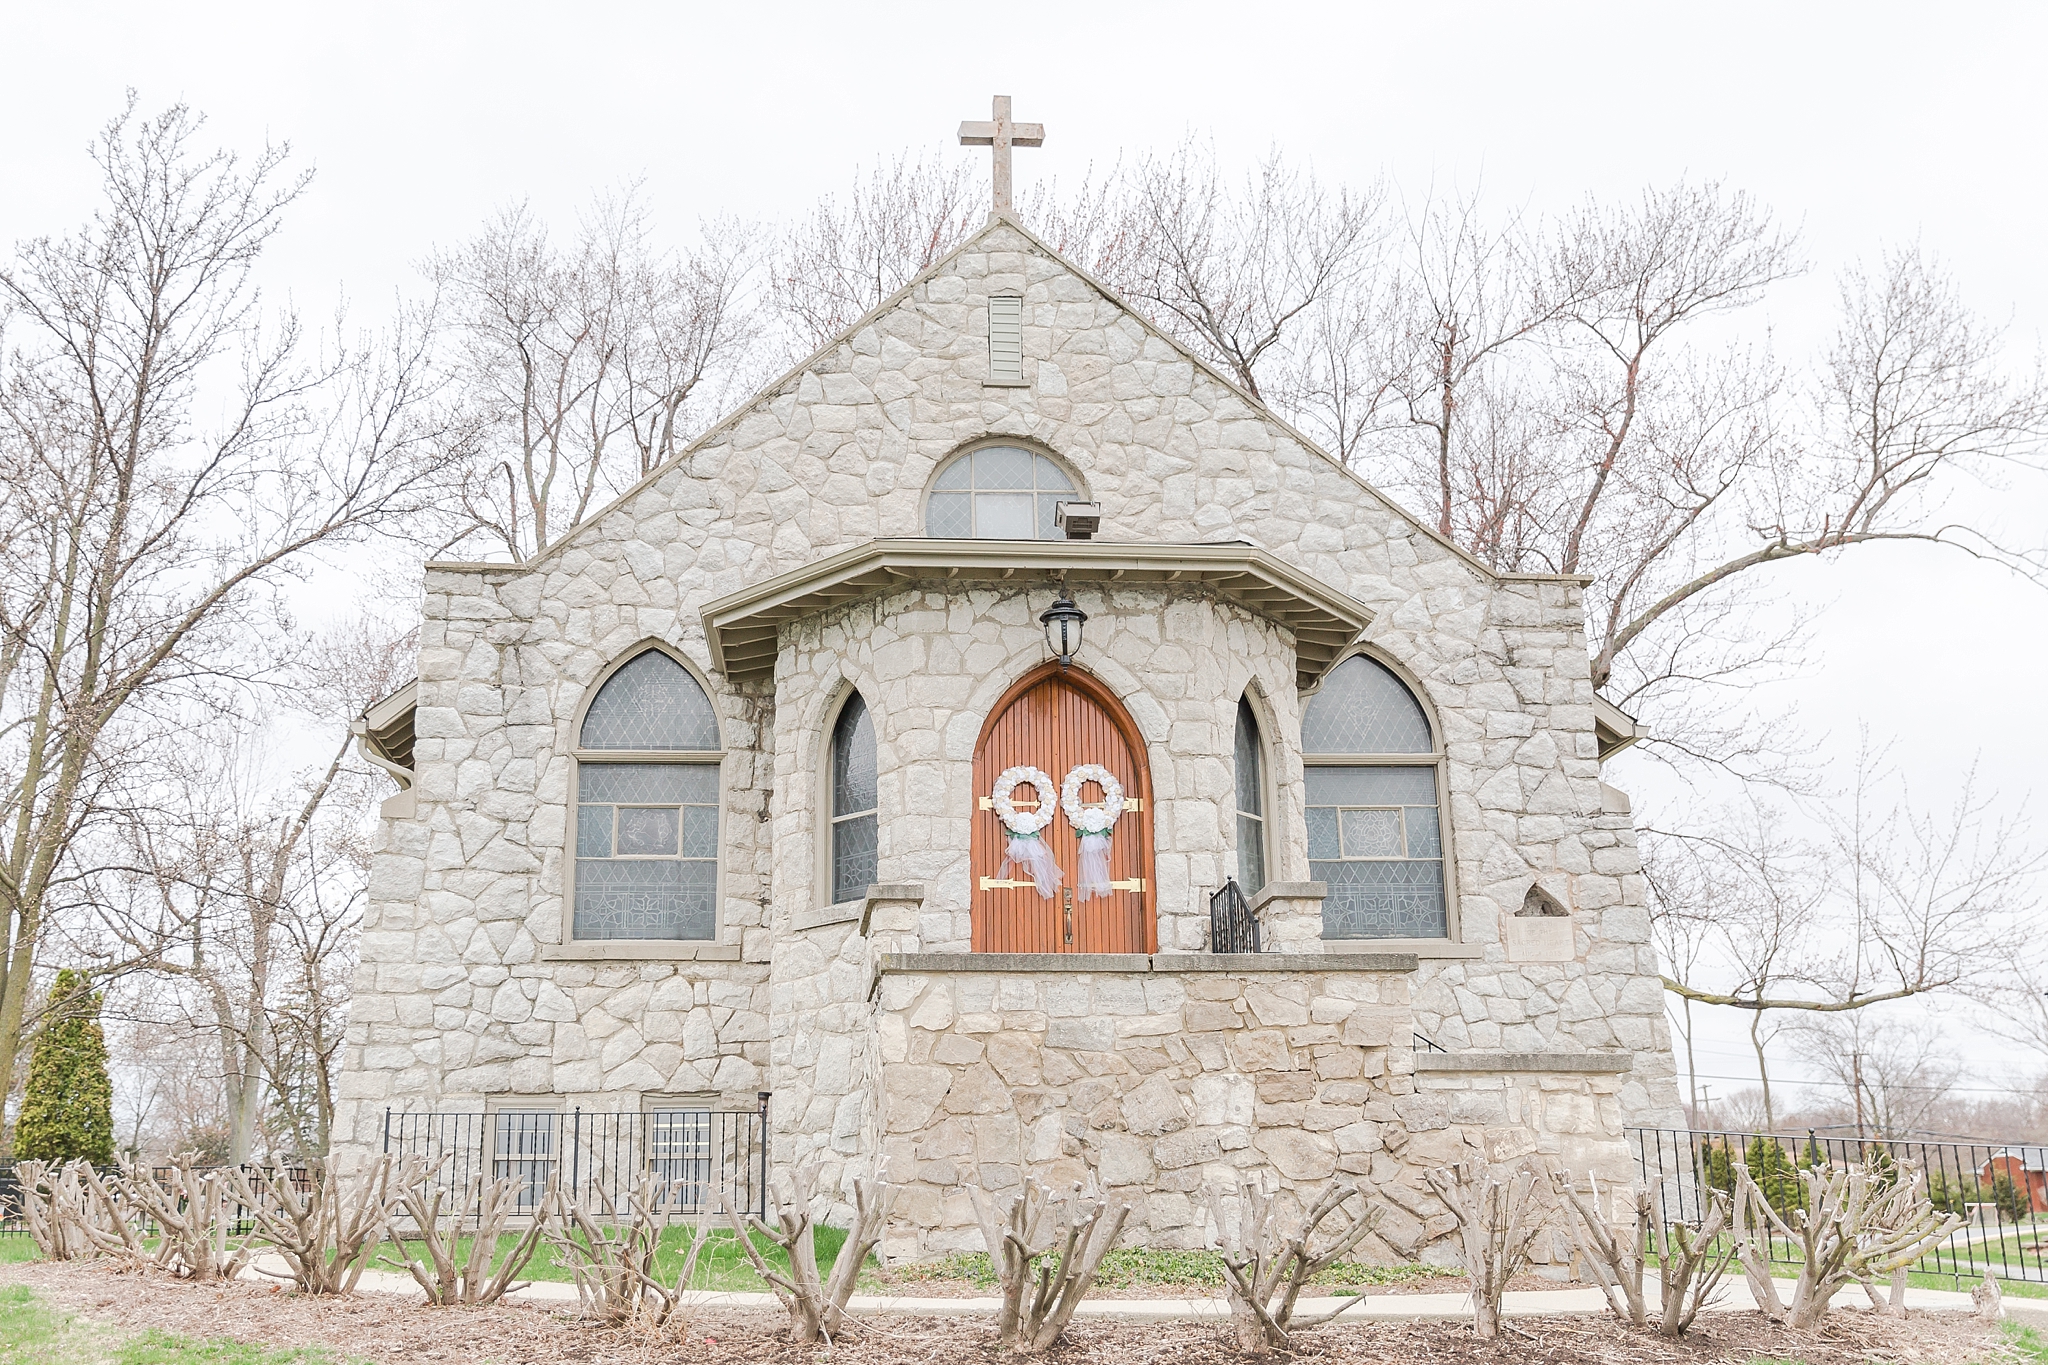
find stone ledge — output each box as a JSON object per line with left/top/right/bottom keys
{"left": 877, "top": 951, "right": 1419, "bottom": 975}
{"left": 858, "top": 883, "right": 927, "bottom": 935}
{"left": 1247, "top": 881, "right": 1326, "bottom": 912}
{"left": 794, "top": 900, "right": 862, "bottom": 932}
{"left": 1155, "top": 952, "right": 1417, "bottom": 973}
{"left": 539, "top": 942, "right": 741, "bottom": 962}
{"left": 1326, "top": 939, "right": 1486, "bottom": 960}
{"left": 1414, "top": 1051, "right": 1632, "bottom": 1074}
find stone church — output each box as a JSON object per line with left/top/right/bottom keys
{"left": 340, "top": 167, "right": 1682, "bottom": 1255}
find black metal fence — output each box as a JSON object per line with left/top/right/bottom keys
{"left": 0, "top": 1161, "right": 315, "bottom": 1236}
{"left": 382, "top": 1102, "right": 770, "bottom": 1220}
{"left": 1631, "top": 1126, "right": 2048, "bottom": 1287}
{"left": 0, "top": 1104, "right": 767, "bottom": 1235}
{"left": 1210, "top": 879, "right": 1260, "bottom": 953}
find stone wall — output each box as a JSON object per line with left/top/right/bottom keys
{"left": 866, "top": 957, "right": 1637, "bottom": 1260}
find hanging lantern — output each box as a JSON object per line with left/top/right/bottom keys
{"left": 1039, "top": 591, "right": 1087, "bottom": 670}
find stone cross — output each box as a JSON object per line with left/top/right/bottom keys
{"left": 958, "top": 94, "right": 1045, "bottom": 215}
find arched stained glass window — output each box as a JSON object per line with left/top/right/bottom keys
{"left": 924, "top": 446, "right": 1076, "bottom": 540}
{"left": 1300, "top": 655, "right": 1446, "bottom": 940}
{"left": 830, "top": 693, "right": 878, "bottom": 904}
{"left": 580, "top": 649, "right": 722, "bottom": 750}
{"left": 1234, "top": 697, "right": 1268, "bottom": 896}
{"left": 572, "top": 650, "right": 722, "bottom": 942}
{"left": 1300, "top": 653, "right": 1432, "bottom": 755}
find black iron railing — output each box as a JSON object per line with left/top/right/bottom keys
{"left": 383, "top": 1100, "right": 770, "bottom": 1220}
{"left": 0, "top": 1162, "right": 314, "bottom": 1235}
{"left": 1210, "top": 878, "right": 1261, "bottom": 954}
{"left": 1630, "top": 1126, "right": 2048, "bottom": 1287}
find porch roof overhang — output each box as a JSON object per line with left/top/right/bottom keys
{"left": 702, "top": 538, "right": 1374, "bottom": 690}
{"left": 1593, "top": 695, "right": 1647, "bottom": 763}
{"left": 351, "top": 677, "right": 418, "bottom": 789}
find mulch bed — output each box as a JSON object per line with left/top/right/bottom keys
{"left": 1, "top": 1260, "right": 2010, "bottom": 1365}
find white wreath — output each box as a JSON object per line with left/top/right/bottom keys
{"left": 991, "top": 766, "right": 1059, "bottom": 836}
{"left": 1060, "top": 764, "right": 1125, "bottom": 836}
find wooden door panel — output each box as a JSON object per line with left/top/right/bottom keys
{"left": 971, "top": 666, "right": 1154, "bottom": 954}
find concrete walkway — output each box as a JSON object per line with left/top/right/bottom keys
{"left": 315, "top": 1260, "right": 2036, "bottom": 1324}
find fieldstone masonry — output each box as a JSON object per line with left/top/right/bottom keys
{"left": 864, "top": 956, "right": 1638, "bottom": 1258}
{"left": 338, "top": 213, "right": 1683, "bottom": 1257}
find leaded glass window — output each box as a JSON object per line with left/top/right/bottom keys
{"left": 924, "top": 446, "right": 1076, "bottom": 540}
{"left": 573, "top": 650, "right": 722, "bottom": 941}
{"left": 580, "top": 649, "right": 721, "bottom": 750}
{"left": 1302, "top": 656, "right": 1446, "bottom": 939}
{"left": 831, "top": 692, "right": 878, "bottom": 904}
{"left": 1234, "top": 697, "right": 1267, "bottom": 896}
{"left": 1300, "top": 655, "right": 1433, "bottom": 755}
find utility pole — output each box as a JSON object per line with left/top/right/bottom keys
{"left": 1852, "top": 1050, "right": 1867, "bottom": 1146}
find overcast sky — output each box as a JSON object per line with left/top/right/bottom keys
{"left": 6, "top": 1, "right": 2044, "bottom": 1116}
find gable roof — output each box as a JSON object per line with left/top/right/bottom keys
{"left": 423, "top": 212, "right": 1586, "bottom": 593}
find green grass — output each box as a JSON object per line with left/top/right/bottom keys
{"left": 1652, "top": 1235, "right": 2048, "bottom": 1301}
{"left": 2005, "top": 1322, "right": 2048, "bottom": 1365}
{"left": 0, "top": 1241, "right": 38, "bottom": 1267}
{"left": 384, "top": 1223, "right": 855, "bottom": 1293}
{"left": 390, "top": 1229, "right": 1445, "bottom": 1297}
{"left": 0, "top": 1284, "right": 75, "bottom": 1364}
{"left": 112, "top": 1332, "right": 351, "bottom": 1365}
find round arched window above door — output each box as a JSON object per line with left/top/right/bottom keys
{"left": 924, "top": 446, "right": 1077, "bottom": 540}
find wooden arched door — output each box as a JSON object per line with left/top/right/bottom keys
{"left": 972, "top": 665, "right": 1155, "bottom": 953}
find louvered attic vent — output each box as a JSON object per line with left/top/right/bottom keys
{"left": 988, "top": 295, "right": 1024, "bottom": 383}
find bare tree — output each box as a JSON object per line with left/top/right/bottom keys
{"left": 969, "top": 1176, "right": 1131, "bottom": 1356}
{"left": 1795, "top": 1013, "right": 1962, "bottom": 1141}
{"left": 0, "top": 98, "right": 451, "bottom": 1117}
{"left": 1081, "top": 143, "right": 1385, "bottom": 405}
{"left": 1731, "top": 1159, "right": 1960, "bottom": 1329}
{"left": 773, "top": 152, "right": 987, "bottom": 355}
{"left": 87, "top": 613, "right": 410, "bottom": 1163}
{"left": 1646, "top": 742, "right": 2034, "bottom": 1130}
{"left": 430, "top": 188, "right": 757, "bottom": 561}
{"left": 1048, "top": 170, "right": 2044, "bottom": 781}
{"left": 107, "top": 1015, "right": 233, "bottom": 1161}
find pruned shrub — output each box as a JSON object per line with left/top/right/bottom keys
{"left": 1206, "top": 1176, "right": 1381, "bottom": 1355}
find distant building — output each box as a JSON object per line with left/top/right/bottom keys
{"left": 1981, "top": 1148, "right": 2048, "bottom": 1214}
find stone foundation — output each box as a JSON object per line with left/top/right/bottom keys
{"left": 867, "top": 954, "right": 1634, "bottom": 1260}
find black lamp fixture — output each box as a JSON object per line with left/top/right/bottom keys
{"left": 1039, "top": 587, "right": 1088, "bottom": 671}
